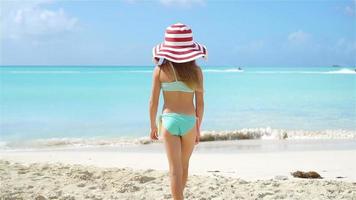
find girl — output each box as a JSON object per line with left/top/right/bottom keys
{"left": 149, "top": 23, "right": 207, "bottom": 200}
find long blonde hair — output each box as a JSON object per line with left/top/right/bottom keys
{"left": 159, "top": 60, "right": 200, "bottom": 90}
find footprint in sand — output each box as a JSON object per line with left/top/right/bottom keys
{"left": 77, "top": 183, "right": 86, "bottom": 187}
{"left": 131, "top": 175, "right": 156, "bottom": 183}
{"left": 258, "top": 191, "right": 274, "bottom": 198}
{"left": 16, "top": 166, "right": 30, "bottom": 174}
{"left": 32, "top": 172, "right": 44, "bottom": 176}
{"left": 163, "top": 193, "right": 172, "bottom": 199}
{"left": 34, "top": 195, "right": 48, "bottom": 200}
{"left": 41, "top": 165, "right": 50, "bottom": 170}
{"left": 88, "top": 185, "right": 97, "bottom": 190}
{"left": 17, "top": 169, "right": 28, "bottom": 174}
{"left": 118, "top": 183, "right": 140, "bottom": 193}
{"left": 73, "top": 170, "right": 94, "bottom": 180}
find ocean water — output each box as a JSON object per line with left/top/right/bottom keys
{"left": 0, "top": 66, "right": 355, "bottom": 148}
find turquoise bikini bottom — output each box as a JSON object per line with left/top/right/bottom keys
{"left": 157, "top": 113, "right": 196, "bottom": 136}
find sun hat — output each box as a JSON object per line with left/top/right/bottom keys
{"left": 152, "top": 23, "right": 208, "bottom": 63}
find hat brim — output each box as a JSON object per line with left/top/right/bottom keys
{"left": 152, "top": 42, "right": 208, "bottom": 63}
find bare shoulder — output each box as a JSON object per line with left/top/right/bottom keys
{"left": 196, "top": 66, "right": 203, "bottom": 78}
{"left": 152, "top": 66, "right": 161, "bottom": 77}
{"left": 153, "top": 66, "right": 160, "bottom": 73}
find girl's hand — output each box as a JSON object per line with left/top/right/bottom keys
{"left": 150, "top": 126, "right": 159, "bottom": 140}
{"left": 195, "top": 118, "right": 200, "bottom": 144}
{"left": 195, "top": 132, "right": 200, "bottom": 144}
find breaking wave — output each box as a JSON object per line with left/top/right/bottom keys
{"left": 0, "top": 137, "right": 155, "bottom": 150}
{"left": 0, "top": 128, "right": 355, "bottom": 150}
{"left": 324, "top": 68, "right": 356, "bottom": 74}
{"left": 199, "top": 128, "right": 356, "bottom": 141}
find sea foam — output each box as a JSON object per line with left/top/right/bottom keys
{"left": 199, "top": 127, "right": 356, "bottom": 141}
{"left": 1, "top": 128, "right": 355, "bottom": 150}
{"left": 324, "top": 68, "right": 356, "bottom": 74}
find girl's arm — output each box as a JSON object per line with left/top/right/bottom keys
{"left": 149, "top": 66, "right": 161, "bottom": 140}
{"left": 195, "top": 67, "right": 204, "bottom": 143}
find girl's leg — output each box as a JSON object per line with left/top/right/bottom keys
{"left": 163, "top": 127, "right": 184, "bottom": 200}
{"left": 180, "top": 124, "right": 197, "bottom": 189}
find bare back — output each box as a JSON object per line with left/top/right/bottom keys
{"left": 159, "top": 66, "right": 196, "bottom": 115}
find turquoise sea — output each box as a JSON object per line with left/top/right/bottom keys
{"left": 0, "top": 66, "right": 355, "bottom": 148}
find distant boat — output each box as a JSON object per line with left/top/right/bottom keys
{"left": 235, "top": 66, "right": 244, "bottom": 71}
{"left": 332, "top": 65, "right": 341, "bottom": 67}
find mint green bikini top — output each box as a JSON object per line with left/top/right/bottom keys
{"left": 160, "top": 63, "right": 194, "bottom": 93}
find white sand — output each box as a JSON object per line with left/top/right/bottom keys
{"left": 1, "top": 142, "right": 356, "bottom": 199}
{"left": 1, "top": 149, "right": 356, "bottom": 181}
{"left": 1, "top": 159, "right": 355, "bottom": 200}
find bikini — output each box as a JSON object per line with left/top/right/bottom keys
{"left": 157, "top": 63, "right": 197, "bottom": 136}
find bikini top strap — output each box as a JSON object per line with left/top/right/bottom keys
{"left": 168, "top": 62, "right": 178, "bottom": 81}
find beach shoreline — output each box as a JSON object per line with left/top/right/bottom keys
{"left": 1, "top": 139, "right": 356, "bottom": 180}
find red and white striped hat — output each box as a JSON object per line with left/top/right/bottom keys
{"left": 152, "top": 23, "right": 208, "bottom": 63}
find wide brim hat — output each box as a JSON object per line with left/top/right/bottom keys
{"left": 152, "top": 23, "right": 208, "bottom": 63}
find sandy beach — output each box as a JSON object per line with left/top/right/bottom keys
{"left": 1, "top": 139, "right": 356, "bottom": 199}
{"left": 0, "top": 159, "right": 355, "bottom": 200}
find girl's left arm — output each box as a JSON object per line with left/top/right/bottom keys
{"left": 149, "top": 66, "right": 161, "bottom": 140}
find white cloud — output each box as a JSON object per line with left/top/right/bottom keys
{"left": 1, "top": 0, "right": 79, "bottom": 39}
{"left": 345, "top": 5, "right": 355, "bottom": 16}
{"left": 159, "top": 0, "right": 205, "bottom": 7}
{"left": 288, "top": 30, "right": 310, "bottom": 45}
{"left": 343, "top": 0, "right": 356, "bottom": 16}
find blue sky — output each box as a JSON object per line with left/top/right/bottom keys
{"left": 0, "top": 0, "right": 355, "bottom": 67}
